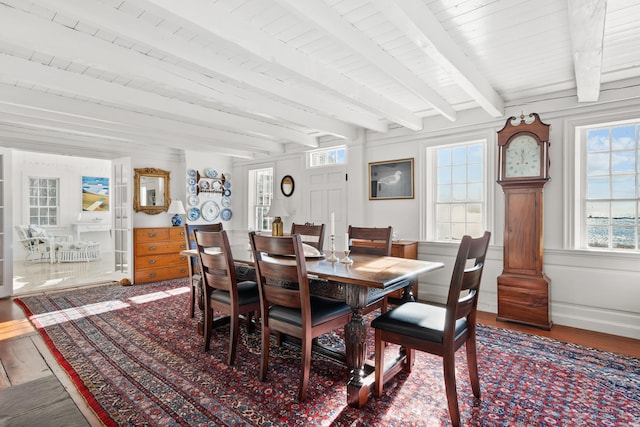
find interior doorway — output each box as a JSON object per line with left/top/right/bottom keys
{"left": 10, "top": 150, "right": 119, "bottom": 295}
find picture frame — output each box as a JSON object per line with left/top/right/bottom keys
{"left": 82, "top": 176, "right": 110, "bottom": 211}
{"left": 368, "top": 158, "right": 414, "bottom": 200}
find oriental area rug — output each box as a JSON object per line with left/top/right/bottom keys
{"left": 15, "top": 279, "right": 640, "bottom": 426}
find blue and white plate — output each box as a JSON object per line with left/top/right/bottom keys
{"left": 221, "top": 197, "right": 231, "bottom": 208}
{"left": 188, "top": 178, "right": 196, "bottom": 185}
{"left": 205, "top": 168, "right": 218, "bottom": 178}
{"left": 221, "top": 208, "right": 232, "bottom": 221}
{"left": 224, "top": 189, "right": 231, "bottom": 197}
{"left": 188, "top": 194, "right": 199, "bottom": 206}
{"left": 187, "top": 184, "right": 196, "bottom": 194}
{"left": 188, "top": 207, "right": 200, "bottom": 221}
{"left": 224, "top": 181, "right": 231, "bottom": 189}
{"left": 201, "top": 201, "right": 220, "bottom": 222}
{"left": 187, "top": 169, "right": 196, "bottom": 177}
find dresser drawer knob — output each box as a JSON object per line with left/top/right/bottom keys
{"left": 180, "top": 244, "right": 186, "bottom": 249}
{"left": 148, "top": 259, "right": 156, "bottom": 265}
{"left": 149, "top": 273, "right": 156, "bottom": 278}
{"left": 149, "top": 245, "right": 156, "bottom": 251}
{"left": 180, "top": 268, "right": 187, "bottom": 274}
{"left": 148, "top": 232, "right": 156, "bottom": 237}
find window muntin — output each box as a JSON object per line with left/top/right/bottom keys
{"left": 248, "top": 167, "right": 273, "bottom": 232}
{"left": 307, "top": 146, "right": 346, "bottom": 168}
{"left": 28, "top": 177, "right": 59, "bottom": 226}
{"left": 582, "top": 122, "right": 640, "bottom": 250}
{"left": 433, "top": 141, "right": 485, "bottom": 241}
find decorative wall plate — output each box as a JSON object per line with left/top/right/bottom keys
{"left": 188, "top": 178, "right": 196, "bottom": 185}
{"left": 188, "top": 207, "right": 200, "bottom": 221}
{"left": 224, "top": 181, "right": 231, "bottom": 189}
{"left": 188, "top": 184, "right": 196, "bottom": 194}
{"left": 205, "top": 168, "right": 218, "bottom": 178}
{"left": 199, "top": 180, "right": 210, "bottom": 191}
{"left": 187, "top": 169, "right": 196, "bottom": 177}
{"left": 221, "top": 197, "right": 231, "bottom": 207}
{"left": 224, "top": 189, "right": 231, "bottom": 197}
{"left": 221, "top": 208, "right": 232, "bottom": 221}
{"left": 201, "top": 201, "right": 220, "bottom": 221}
{"left": 188, "top": 194, "right": 199, "bottom": 206}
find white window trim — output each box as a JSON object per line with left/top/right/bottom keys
{"left": 564, "top": 110, "right": 640, "bottom": 251}
{"left": 247, "top": 165, "right": 275, "bottom": 232}
{"left": 306, "top": 145, "right": 347, "bottom": 169}
{"left": 421, "top": 130, "right": 496, "bottom": 242}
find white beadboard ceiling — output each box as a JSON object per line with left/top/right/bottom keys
{"left": 0, "top": 0, "right": 638, "bottom": 159}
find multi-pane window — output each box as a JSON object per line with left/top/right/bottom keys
{"left": 28, "top": 177, "right": 59, "bottom": 226}
{"left": 307, "top": 146, "right": 346, "bottom": 168}
{"left": 248, "top": 167, "right": 273, "bottom": 232}
{"left": 433, "top": 141, "right": 485, "bottom": 241}
{"left": 582, "top": 122, "right": 640, "bottom": 250}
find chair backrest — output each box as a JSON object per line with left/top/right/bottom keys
{"left": 348, "top": 226, "right": 393, "bottom": 256}
{"left": 184, "top": 223, "right": 223, "bottom": 273}
{"left": 290, "top": 223, "right": 326, "bottom": 251}
{"left": 248, "top": 232, "right": 311, "bottom": 320}
{"left": 445, "top": 231, "right": 491, "bottom": 335}
{"left": 194, "top": 229, "right": 238, "bottom": 295}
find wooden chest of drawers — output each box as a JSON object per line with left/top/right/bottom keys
{"left": 134, "top": 227, "right": 189, "bottom": 284}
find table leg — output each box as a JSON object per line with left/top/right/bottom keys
{"left": 344, "top": 284, "right": 374, "bottom": 407}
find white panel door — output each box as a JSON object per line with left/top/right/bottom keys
{"left": 112, "top": 157, "right": 132, "bottom": 281}
{"left": 305, "top": 164, "right": 347, "bottom": 251}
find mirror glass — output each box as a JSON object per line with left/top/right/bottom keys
{"left": 281, "top": 175, "right": 294, "bottom": 197}
{"left": 133, "top": 168, "right": 171, "bottom": 214}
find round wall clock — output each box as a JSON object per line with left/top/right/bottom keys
{"left": 504, "top": 134, "right": 541, "bottom": 178}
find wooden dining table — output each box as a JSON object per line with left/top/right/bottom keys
{"left": 182, "top": 243, "right": 444, "bottom": 407}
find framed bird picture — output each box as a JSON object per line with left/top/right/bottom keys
{"left": 368, "top": 158, "right": 414, "bottom": 200}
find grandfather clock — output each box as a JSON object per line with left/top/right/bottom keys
{"left": 496, "top": 113, "right": 552, "bottom": 330}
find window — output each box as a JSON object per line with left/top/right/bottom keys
{"left": 248, "top": 167, "right": 273, "bottom": 232}
{"left": 28, "top": 177, "right": 59, "bottom": 226}
{"left": 578, "top": 120, "right": 640, "bottom": 250}
{"left": 429, "top": 141, "right": 485, "bottom": 241}
{"left": 307, "top": 146, "right": 346, "bottom": 168}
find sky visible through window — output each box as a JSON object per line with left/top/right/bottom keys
{"left": 585, "top": 124, "right": 639, "bottom": 249}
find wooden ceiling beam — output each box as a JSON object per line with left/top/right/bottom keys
{"left": 275, "top": 0, "right": 456, "bottom": 122}
{"left": 134, "top": 0, "right": 417, "bottom": 131}
{"left": 567, "top": 0, "right": 607, "bottom": 102}
{"left": 374, "top": 0, "right": 504, "bottom": 118}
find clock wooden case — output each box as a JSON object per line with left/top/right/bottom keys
{"left": 496, "top": 113, "right": 552, "bottom": 330}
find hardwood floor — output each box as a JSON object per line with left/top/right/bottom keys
{"left": 0, "top": 267, "right": 638, "bottom": 425}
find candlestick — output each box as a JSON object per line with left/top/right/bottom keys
{"left": 340, "top": 249, "right": 352, "bottom": 264}
{"left": 344, "top": 232, "right": 350, "bottom": 251}
{"left": 327, "top": 234, "right": 338, "bottom": 262}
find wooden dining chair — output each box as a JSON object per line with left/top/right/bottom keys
{"left": 194, "top": 229, "right": 260, "bottom": 365}
{"left": 248, "top": 231, "right": 352, "bottom": 401}
{"left": 371, "top": 231, "right": 491, "bottom": 427}
{"left": 290, "top": 222, "right": 326, "bottom": 251}
{"left": 184, "top": 223, "right": 223, "bottom": 318}
{"left": 347, "top": 225, "right": 392, "bottom": 256}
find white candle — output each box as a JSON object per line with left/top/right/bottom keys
{"left": 345, "top": 232, "right": 349, "bottom": 251}
{"left": 330, "top": 212, "right": 335, "bottom": 236}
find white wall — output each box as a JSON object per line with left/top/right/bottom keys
{"left": 230, "top": 88, "right": 640, "bottom": 340}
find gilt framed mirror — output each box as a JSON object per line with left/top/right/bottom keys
{"left": 133, "top": 168, "right": 171, "bottom": 214}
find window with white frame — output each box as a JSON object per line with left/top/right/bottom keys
{"left": 307, "top": 146, "right": 346, "bottom": 168}
{"left": 248, "top": 167, "right": 273, "bottom": 232}
{"left": 28, "top": 177, "right": 59, "bottom": 226}
{"left": 429, "top": 140, "right": 485, "bottom": 241}
{"left": 577, "top": 120, "right": 640, "bottom": 251}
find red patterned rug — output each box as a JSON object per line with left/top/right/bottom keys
{"left": 15, "top": 279, "right": 640, "bottom": 426}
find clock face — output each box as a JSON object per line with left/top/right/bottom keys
{"left": 504, "top": 134, "right": 541, "bottom": 178}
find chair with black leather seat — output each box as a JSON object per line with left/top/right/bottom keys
{"left": 371, "top": 231, "right": 491, "bottom": 427}
{"left": 248, "top": 231, "right": 352, "bottom": 401}
{"left": 290, "top": 222, "right": 326, "bottom": 251}
{"left": 184, "top": 223, "right": 223, "bottom": 318}
{"left": 194, "top": 229, "right": 260, "bottom": 365}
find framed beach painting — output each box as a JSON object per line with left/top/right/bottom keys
{"left": 82, "top": 176, "right": 110, "bottom": 211}
{"left": 368, "top": 158, "right": 414, "bottom": 200}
